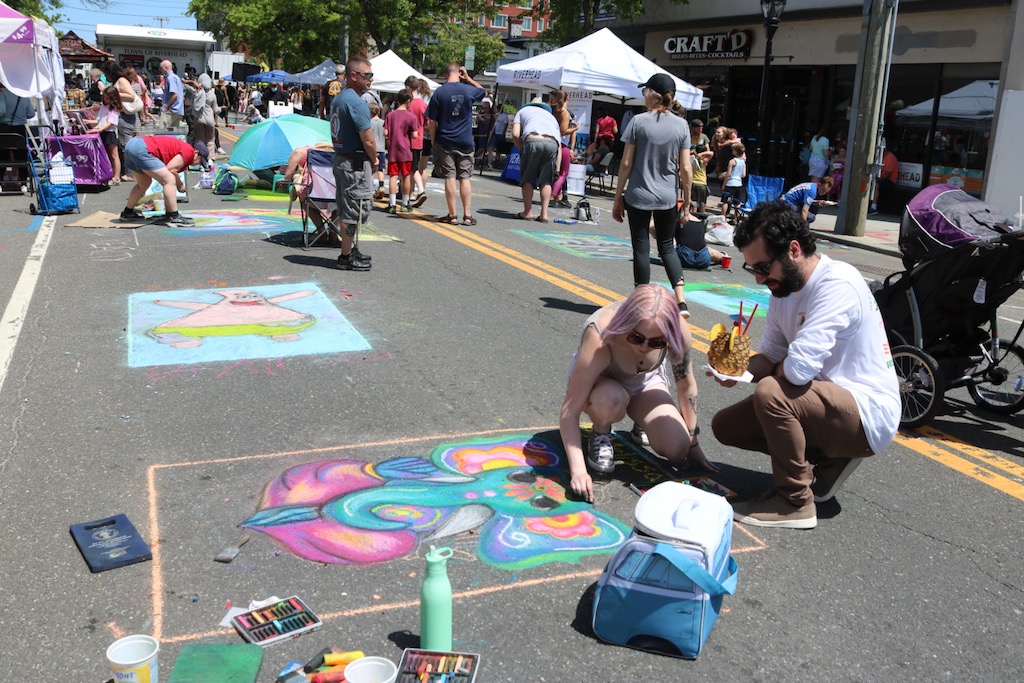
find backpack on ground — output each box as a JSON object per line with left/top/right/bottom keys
{"left": 213, "top": 165, "right": 239, "bottom": 195}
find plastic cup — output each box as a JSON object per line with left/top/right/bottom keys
{"left": 342, "top": 656, "right": 398, "bottom": 683}
{"left": 107, "top": 635, "right": 159, "bottom": 683}
{"left": 721, "top": 254, "right": 732, "bottom": 269}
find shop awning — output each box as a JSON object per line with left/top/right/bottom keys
{"left": 59, "top": 30, "right": 113, "bottom": 63}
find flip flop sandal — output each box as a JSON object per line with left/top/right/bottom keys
{"left": 516, "top": 212, "right": 534, "bottom": 220}
{"left": 438, "top": 215, "right": 459, "bottom": 224}
{"left": 462, "top": 215, "right": 478, "bottom": 226}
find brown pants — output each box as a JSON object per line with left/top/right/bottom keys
{"left": 711, "top": 376, "right": 872, "bottom": 505}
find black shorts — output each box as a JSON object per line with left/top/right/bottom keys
{"left": 412, "top": 149, "right": 422, "bottom": 168}
{"left": 422, "top": 139, "right": 432, "bottom": 158}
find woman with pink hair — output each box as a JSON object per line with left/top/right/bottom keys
{"left": 560, "top": 284, "right": 716, "bottom": 502}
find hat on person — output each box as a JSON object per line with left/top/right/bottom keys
{"left": 335, "top": 64, "right": 346, "bottom": 75}
{"left": 193, "top": 141, "right": 210, "bottom": 169}
{"left": 690, "top": 119, "right": 704, "bottom": 128}
{"left": 638, "top": 72, "right": 676, "bottom": 96}
{"left": 524, "top": 100, "right": 552, "bottom": 114}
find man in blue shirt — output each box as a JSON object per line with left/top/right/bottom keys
{"left": 426, "top": 63, "right": 485, "bottom": 225}
{"left": 159, "top": 60, "right": 185, "bottom": 130}
{"left": 781, "top": 177, "right": 833, "bottom": 223}
{"left": 330, "top": 56, "right": 377, "bottom": 271}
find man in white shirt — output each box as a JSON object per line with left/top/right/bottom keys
{"left": 710, "top": 200, "right": 900, "bottom": 529}
{"left": 511, "top": 100, "right": 561, "bottom": 223}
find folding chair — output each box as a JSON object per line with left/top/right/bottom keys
{"left": 0, "top": 129, "right": 32, "bottom": 196}
{"left": 297, "top": 148, "right": 339, "bottom": 248}
{"left": 585, "top": 152, "right": 614, "bottom": 195}
{"left": 741, "top": 175, "right": 785, "bottom": 212}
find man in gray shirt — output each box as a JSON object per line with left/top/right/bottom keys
{"left": 511, "top": 100, "right": 561, "bottom": 223}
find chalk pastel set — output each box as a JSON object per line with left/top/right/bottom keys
{"left": 231, "top": 596, "right": 322, "bottom": 647}
{"left": 396, "top": 649, "right": 480, "bottom": 683}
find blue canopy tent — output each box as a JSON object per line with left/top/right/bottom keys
{"left": 286, "top": 59, "right": 337, "bottom": 85}
{"left": 246, "top": 70, "right": 289, "bottom": 83}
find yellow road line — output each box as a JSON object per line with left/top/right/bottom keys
{"left": 409, "top": 215, "right": 711, "bottom": 354}
{"left": 894, "top": 431, "right": 1024, "bottom": 502}
{"left": 916, "top": 425, "right": 1024, "bottom": 480}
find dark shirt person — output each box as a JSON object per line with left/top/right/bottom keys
{"left": 426, "top": 63, "right": 485, "bottom": 225}
{"left": 330, "top": 57, "right": 377, "bottom": 271}
{"left": 320, "top": 64, "right": 345, "bottom": 119}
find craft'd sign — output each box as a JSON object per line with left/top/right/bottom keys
{"left": 664, "top": 30, "right": 753, "bottom": 60}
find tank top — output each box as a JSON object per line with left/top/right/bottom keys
{"left": 584, "top": 307, "right": 667, "bottom": 384}
{"left": 726, "top": 158, "right": 745, "bottom": 187}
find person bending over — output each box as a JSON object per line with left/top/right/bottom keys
{"left": 560, "top": 284, "right": 717, "bottom": 503}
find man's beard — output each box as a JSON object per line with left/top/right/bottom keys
{"left": 768, "top": 255, "right": 805, "bottom": 298}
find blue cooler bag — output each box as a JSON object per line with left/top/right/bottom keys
{"left": 592, "top": 481, "right": 737, "bottom": 659}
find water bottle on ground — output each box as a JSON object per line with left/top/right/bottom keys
{"left": 420, "top": 545, "right": 454, "bottom": 651}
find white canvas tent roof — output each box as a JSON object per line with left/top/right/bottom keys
{"left": 369, "top": 50, "right": 440, "bottom": 93}
{"left": 496, "top": 28, "right": 702, "bottom": 110}
{"left": 0, "top": 0, "right": 64, "bottom": 124}
{"left": 895, "top": 80, "right": 998, "bottom": 132}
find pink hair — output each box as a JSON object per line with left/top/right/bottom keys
{"left": 603, "top": 284, "right": 686, "bottom": 361}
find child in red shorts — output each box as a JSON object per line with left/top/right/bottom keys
{"left": 383, "top": 90, "right": 420, "bottom": 213}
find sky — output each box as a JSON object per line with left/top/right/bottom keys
{"left": 52, "top": 0, "right": 199, "bottom": 43}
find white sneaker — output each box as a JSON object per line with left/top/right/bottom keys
{"left": 627, "top": 423, "right": 649, "bottom": 447}
{"left": 586, "top": 432, "right": 615, "bottom": 474}
{"left": 216, "top": 147, "right": 226, "bottom": 155}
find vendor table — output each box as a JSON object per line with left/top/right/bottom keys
{"left": 46, "top": 134, "right": 113, "bottom": 186}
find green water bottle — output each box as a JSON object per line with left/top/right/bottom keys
{"left": 420, "top": 545, "right": 454, "bottom": 651}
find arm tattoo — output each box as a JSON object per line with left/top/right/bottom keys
{"left": 688, "top": 394, "right": 698, "bottom": 415}
{"left": 671, "top": 348, "right": 691, "bottom": 378}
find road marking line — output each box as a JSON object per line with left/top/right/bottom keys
{"left": 894, "top": 432, "right": 1024, "bottom": 502}
{"left": 916, "top": 425, "right": 1024, "bottom": 480}
{"left": 0, "top": 215, "right": 57, "bottom": 397}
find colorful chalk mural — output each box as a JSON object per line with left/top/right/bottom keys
{"left": 155, "top": 209, "right": 398, "bottom": 241}
{"left": 685, "top": 283, "right": 771, "bottom": 321}
{"left": 513, "top": 230, "right": 633, "bottom": 259}
{"left": 127, "top": 282, "right": 370, "bottom": 367}
{"left": 243, "top": 433, "right": 630, "bottom": 570}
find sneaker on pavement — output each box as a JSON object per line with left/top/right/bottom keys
{"left": 216, "top": 147, "right": 226, "bottom": 155}
{"left": 867, "top": 206, "right": 879, "bottom": 216}
{"left": 374, "top": 187, "right": 385, "bottom": 200}
{"left": 411, "top": 192, "right": 428, "bottom": 208}
{"left": 399, "top": 204, "right": 412, "bottom": 213}
{"left": 812, "top": 458, "right": 863, "bottom": 502}
{"left": 154, "top": 213, "right": 195, "bottom": 227}
{"left": 120, "top": 208, "right": 146, "bottom": 221}
{"left": 387, "top": 205, "right": 397, "bottom": 214}
{"left": 350, "top": 247, "right": 371, "bottom": 262}
{"left": 731, "top": 490, "right": 817, "bottom": 529}
{"left": 336, "top": 251, "right": 372, "bottom": 271}
{"left": 627, "top": 423, "right": 650, "bottom": 447}
{"left": 586, "top": 432, "right": 616, "bottom": 474}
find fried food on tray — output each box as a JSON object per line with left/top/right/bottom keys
{"left": 707, "top": 322, "right": 751, "bottom": 377}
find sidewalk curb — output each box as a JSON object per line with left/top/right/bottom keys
{"left": 811, "top": 229, "right": 901, "bottom": 259}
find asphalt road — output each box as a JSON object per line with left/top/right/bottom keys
{"left": 0, "top": 129, "right": 1022, "bottom": 682}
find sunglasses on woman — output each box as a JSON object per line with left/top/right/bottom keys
{"left": 626, "top": 330, "right": 668, "bottom": 349}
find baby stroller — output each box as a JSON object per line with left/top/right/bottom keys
{"left": 873, "top": 184, "right": 1024, "bottom": 428}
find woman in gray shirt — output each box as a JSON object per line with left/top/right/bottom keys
{"left": 612, "top": 73, "right": 695, "bottom": 318}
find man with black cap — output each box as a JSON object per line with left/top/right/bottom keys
{"left": 690, "top": 119, "right": 710, "bottom": 150}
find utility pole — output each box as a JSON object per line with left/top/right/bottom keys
{"left": 153, "top": 17, "right": 170, "bottom": 28}
{"left": 836, "top": 0, "right": 898, "bottom": 236}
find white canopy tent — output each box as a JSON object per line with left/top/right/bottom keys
{"left": 895, "top": 80, "right": 997, "bottom": 132}
{"left": 495, "top": 28, "right": 701, "bottom": 110}
{"left": 369, "top": 50, "right": 440, "bottom": 94}
{"left": 0, "top": 0, "right": 64, "bottom": 127}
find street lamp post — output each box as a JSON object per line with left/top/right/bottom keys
{"left": 754, "top": 0, "right": 786, "bottom": 176}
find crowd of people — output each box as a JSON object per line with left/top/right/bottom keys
{"left": 60, "top": 59, "right": 905, "bottom": 529}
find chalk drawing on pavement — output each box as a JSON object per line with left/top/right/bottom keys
{"left": 159, "top": 209, "right": 399, "bottom": 241}
{"left": 127, "top": 282, "right": 370, "bottom": 367}
{"left": 685, "top": 283, "right": 771, "bottom": 321}
{"left": 513, "top": 230, "right": 633, "bottom": 259}
{"left": 243, "top": 433, "right": 630, "bottom": 570}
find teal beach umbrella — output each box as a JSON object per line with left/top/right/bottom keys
{"left": 228, "top": 114, "right": 332, "bottom": 171}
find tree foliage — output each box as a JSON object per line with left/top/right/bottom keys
{"left": 8, "top": 0, "right": 66, "bottom": 28}
{"left": 424, "top": 21, "right": 506, "bottom": 75}
{"left": 189, "top": 0, "right": 349, "bottom": 71}
{"left": 189, "top": 0, "right": 497, "bottom": 72}
{"left": 536, "top": 0, "right": 687, "bottom": 46}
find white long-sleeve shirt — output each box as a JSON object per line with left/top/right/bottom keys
{"left": 759, "top": 254, "right": 901, "bottom": 454}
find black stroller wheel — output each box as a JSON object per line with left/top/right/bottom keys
{"left": 892, "top": 345, "right": 944, "bottom": 429}
{"left": 967, "top": 342, "right": 1024, "bottom": 415}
